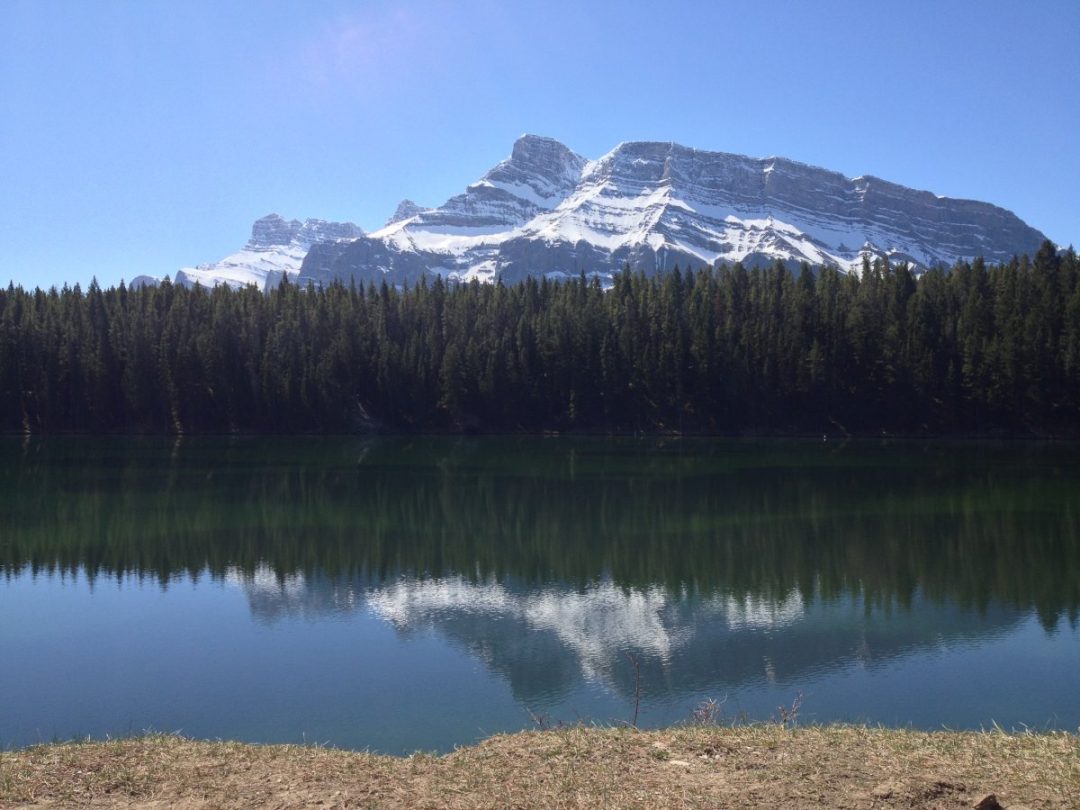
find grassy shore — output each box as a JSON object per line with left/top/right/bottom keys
{"left": 2, "top": 725, "right": 1077, "bottom": 809}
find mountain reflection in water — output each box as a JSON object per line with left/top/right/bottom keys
{"left": 2, "top": 437, "right": 1077, "bottom": 750}
{"left": 225, "top": 567, "right": 1024, "bottom": 707}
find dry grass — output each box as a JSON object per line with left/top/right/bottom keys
{"left": 1, "top": 725, "right": 1077, "bottom": 808}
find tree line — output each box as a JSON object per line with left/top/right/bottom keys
{"left": 1, "top": 241, "right": 1078, "bottom": 434}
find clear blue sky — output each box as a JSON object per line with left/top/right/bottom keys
{"left": 2, "top": 0, "right": 1078, "bottom": 289}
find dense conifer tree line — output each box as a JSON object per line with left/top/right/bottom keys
{"left": 2, "top": 241, "right": 1078, "bottom": 434}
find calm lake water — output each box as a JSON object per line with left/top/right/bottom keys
{"left": 1, "top": 438, "right": 1078, "bottom": 753}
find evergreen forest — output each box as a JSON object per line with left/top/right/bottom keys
{"left": 2, "top": 241, "right": 1079, "bottom": 435}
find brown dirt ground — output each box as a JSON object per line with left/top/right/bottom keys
{"left": 1, "top": 725, "right": 1077, "bottom": 809}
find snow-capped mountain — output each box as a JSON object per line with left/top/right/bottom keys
{"left": 173, "top": 136, "right": 1048, "bottom": 290}
{"left": 299, "top": 135, "right": 1047, "bottom": 286}
{"left": 175, "top": 214, "right": 362, "bottom": 291}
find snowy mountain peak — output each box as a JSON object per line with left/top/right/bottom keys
{"left": 173, "top": 136, "right": 1049, "bottom": 293}
{"left": 249, "top": 214, "right": 302, "bottom": 247}
{"left": 474, "top": 133, "right": 586, "bottom": 212}
{"left": 506, "top": 134, "right": 588, "bottom": 185}
{"left": 365, "top": 136, "right": 588, "bottom": 243}
{"left": 303, "top": 137, "right": 1046, "bottom": 288}
{"left": 176, "top": 213, "right": 363, "bottom": 292}
{"left": 386, "top": 200, "right": 427, "bottom": 226}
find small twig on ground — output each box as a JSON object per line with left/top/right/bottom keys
{"left": 626, "top": 652, "right": 642, "bottom": 728}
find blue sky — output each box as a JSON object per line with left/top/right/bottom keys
{"left": 2, "top": 0, "right": 1078, "bottom": 289}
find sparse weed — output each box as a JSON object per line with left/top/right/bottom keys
{"left": 773, "top": 691, "right": 803, "bottom": 729}
{"left": 690, "top": 696, "right": 727, "bottom": 726}
{"left": 526, "top": 708, "right": 552, "bottom": 730}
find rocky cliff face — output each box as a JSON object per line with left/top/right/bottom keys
{"left": 298, "top": 135, "right": 1047, "bottom": 288}
{"left": 248, "top": 214, "right": 363, "bottom": 249}
{"left": 176, "top": 214, "right": 362, "bottom": 291}
{"left": 385, "top": 200, "right": 428, "bottom": 226}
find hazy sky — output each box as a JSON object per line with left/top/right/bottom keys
{"left": 2, "top": 0, "right": 1078, "bottom": 288}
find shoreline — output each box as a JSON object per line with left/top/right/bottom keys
{"left": 3, "top": 725, "right": 1077, "bottom": 809}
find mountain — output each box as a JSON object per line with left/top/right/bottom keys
{"left": 175, "top": 214, "right": 362, "bottom": 291}
{"left": 385, "top": 199, "right": 428, "bottom": 226}
{"left": 227, "top": 567, "right": 1023, "bottom": 707}
{"left": 174, "top": 136, "right": 1048, "bottom": 289}
{"left": 299, "top": 135, "right": 1048, "bottom": 287}
{"left": 126, "top": 274, "right": 159, "bottom": 289}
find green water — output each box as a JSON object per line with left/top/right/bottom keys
{"left": 1, "top": 437, "right": 1077, "bottom": 752}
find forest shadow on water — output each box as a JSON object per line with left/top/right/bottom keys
{"left": 4, "top": 436, "right": 1078, "bottom": 626}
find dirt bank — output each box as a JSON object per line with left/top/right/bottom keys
{"left": 2, "top": 725, "right": 1077, "bottom": 808}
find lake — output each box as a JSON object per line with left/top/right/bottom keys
{"left": 1, "top": 437, "right": 1077, "bottom": 754}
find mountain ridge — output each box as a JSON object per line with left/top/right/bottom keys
{"left": 171, "top": 135, "right": 1048, "bottom": 289}
{"left": 174, "top": 214, "right": 363, "bottom": 292}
